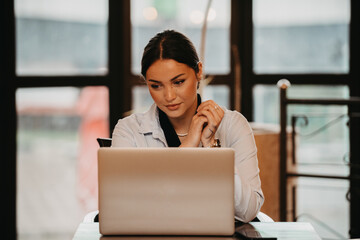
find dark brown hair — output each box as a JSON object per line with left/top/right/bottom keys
{"left": 141, "top": 30, "right": 200, "bottom": 79}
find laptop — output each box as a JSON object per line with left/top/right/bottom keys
{"left": 98, "top": 147, "right": 235, "bottom": 236}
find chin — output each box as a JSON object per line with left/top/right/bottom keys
{"left": 161, "top": 109, "right": 184, "bottom": 119}
{"left": 164, "top": 111, "right": 183, "bottom": 119}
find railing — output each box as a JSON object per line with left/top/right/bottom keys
{"left": 278, "top": 79, "right": 360, "bottom": 237}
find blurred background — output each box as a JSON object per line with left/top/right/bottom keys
{"left": 2, "top": 0, "right": 359, "bottom": 239}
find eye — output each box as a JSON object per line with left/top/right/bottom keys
{"left": 174, "top": 80, "right": 185, "bottom": 86}
{"left": 150, "top": 84, "right": 160, "bottom": 89}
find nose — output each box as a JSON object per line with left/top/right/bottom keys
{"left": 164, "top": 86, "right": 176, "bottom": 102}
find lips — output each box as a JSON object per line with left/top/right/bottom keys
{"left": 166, "top": 103, "right": 181, "bottom": 111}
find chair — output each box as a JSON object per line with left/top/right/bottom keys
{"left": 83, "top": 210, "right": 99, "bottom": 223}
{"left": 254, "top": 212, "right": 274, "bottom": 222}
{"left": 96, "top": 137, "right": 112, "bottom": 147}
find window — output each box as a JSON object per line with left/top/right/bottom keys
{"left": 251, "top": 0, "right": 353, "bottom": 238}
{"left": 16, "top": 87, "right": 109, "bottom": 240}
{"left": 130, "top": 0, "right": 232, "bottom": 111}
{"left": 294, "top": 178, "right": 349, "bottom": 239}
{"left": 15, "top": 0, "right": 108, "bottom": 75}
{"left": 14, "top": 1, "right": 111, "bottom": 239}
{"left": 4, "top": 1, "right": 359, "bottom": 239}
{"left": 253, "top": 0, "right": 350, "bottom": 74}
{"left": 131, "top": 0, "right": 231, "bottom": 75}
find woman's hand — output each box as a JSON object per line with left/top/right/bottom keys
{"left": 179, "top": 114, "right": 208, "bottom": 147}
{"left": 196, "top": 100, "right": 224, "bottom": 147}
{"left": 179, "top": 100, "right": 224, "bottom": 148}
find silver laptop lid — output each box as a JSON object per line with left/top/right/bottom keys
{"left": 98, "top": 148, "right": 235, "bottom": 236}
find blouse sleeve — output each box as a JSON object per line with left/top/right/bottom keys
{"left": 225, "top": 111, "right": 264, "bottom": 222}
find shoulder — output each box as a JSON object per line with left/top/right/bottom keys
{"left": 217, "top": 107, "right": 254, "bottom": 142}
{"left": 218, "top": 107, "right": 256, "bottom": 150}
{"left": 114, "top": 112, "right": 142, "bottom": 130}
{"left": 113, "top": 103, "right": 158, "bottom": 135}
{"left": 112, "top": 114, "right": 140, "bottom": 139}
{"left": 222, "top": 108, "right": 251, "bottom": 128}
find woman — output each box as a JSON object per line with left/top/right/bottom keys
{"left": 112, "top": 30, "right": 264, "bottom": 222}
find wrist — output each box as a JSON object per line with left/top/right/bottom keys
{"left": 205, "top": 138, "right": 221, "bottom": 148}
{"left": 180, "top": 137, "right": 201, "bottom": 148}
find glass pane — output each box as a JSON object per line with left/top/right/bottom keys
{"left": 15, "top": 0, "right": 108, "bottom": 76}
{"left": 202, "top": 85, "right": 230, "bottom": 109}
{"left": 294, "top": 114, "right": 349, "bottom": 176}
{"left": 253, "top": 84, "right": 349, "bottom": 124}
{"left": 132, "top": 85, "right": 230, "bottom": 113}
{"left": 132, "top": 85, "right": 154, "bottom": 113}
{"left": 131, "top": 0, "right": 231, "bottom": 75}
{"left": 253, "top": 85, "right": 349, "bottom": 172}
{"left": 16, "top": 86, "right": 109, "bottom": 240}
{"left": 253, "top": 0, "right": 350, "bottom": 74}
{"left": 295, "top": 178, "right": 349, "bottom": 239}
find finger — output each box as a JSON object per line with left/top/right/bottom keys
{"left": 181, "top": 116, "right": 208, "bottom": 147}
{"left": 207, "top": 105, "right": 223, "bottom": 122}
{"left": 197, "top": 100, "right": 216, "bottom": 112}
{"left": 212, "top": 103, "right": 224, "bottom": 117}
{"left": 197, "top": 107, "right": 221, "bottom": 126}
{"left": 197, "top": 109, "right": 217, "bottom": 126}
{"left": 190, "top": 115, "right": 208, "bottom": 133}
{"left": 198, "top": 101, "right": 223, "bottom": 118}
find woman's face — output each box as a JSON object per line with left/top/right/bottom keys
{"left": 145, "top": 59, "right": 202, "bottom": 121}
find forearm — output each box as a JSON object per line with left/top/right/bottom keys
{"left": 234, "top": 173, "right": 264, "bottom": 222}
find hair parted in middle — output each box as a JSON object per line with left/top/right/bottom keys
{"left": 141, "top": 30, "right": 200, "bottom": 79}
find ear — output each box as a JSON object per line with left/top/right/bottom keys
{"left": 196, "top": 62, "right": 203, "bottom": 81}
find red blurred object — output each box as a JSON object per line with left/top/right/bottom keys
{"left": 76, "top": 86, "right": 109, "bottom": 211}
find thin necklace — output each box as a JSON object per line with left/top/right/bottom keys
{"left": 177, "top": 132, "right": 188, "bottom": 137}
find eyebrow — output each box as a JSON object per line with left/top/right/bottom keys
{"left": 148, "top": 73, "right": 185, "bottom": 83}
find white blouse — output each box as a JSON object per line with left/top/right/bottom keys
{"left": 112, "top": 103, "right": 264, "bottom": 222}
